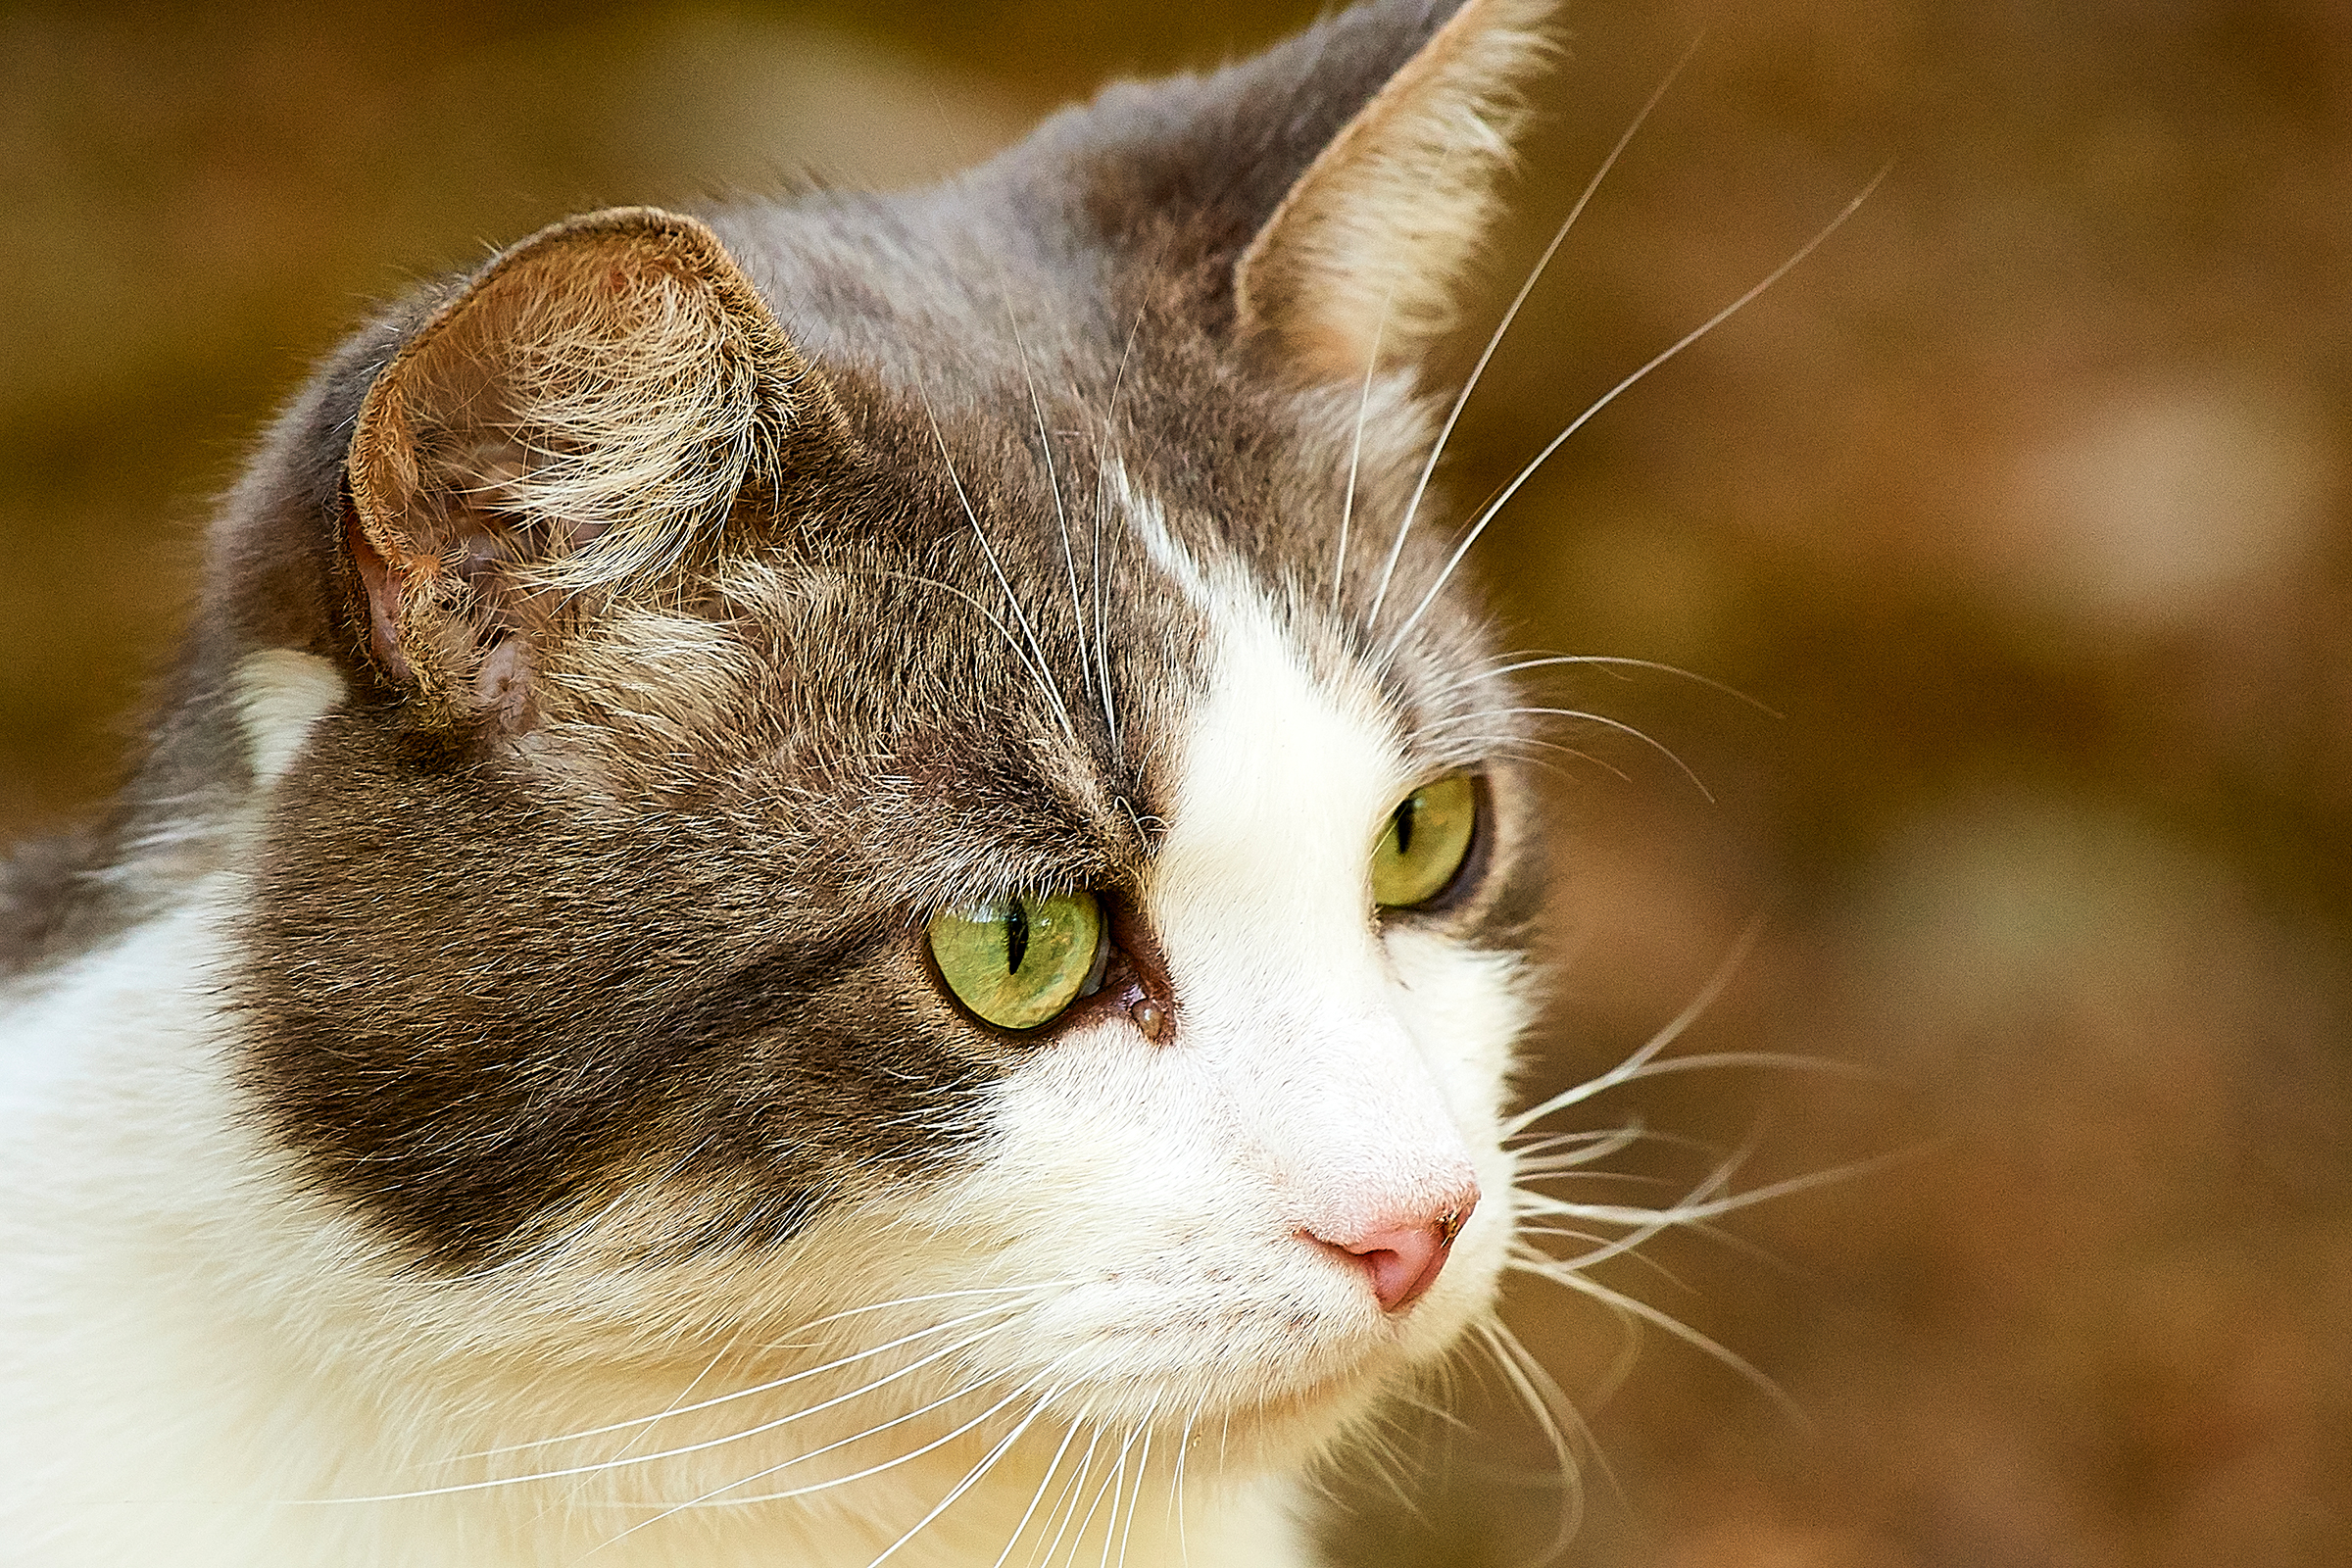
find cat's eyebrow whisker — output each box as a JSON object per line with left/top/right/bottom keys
{"left": 1429, "top": 732, "right": 1635, "bottom": 786}
{"left": 1335, "top": 283, "right": 1397, "bottom": 616}
{"left": 1423, "top": 704, "right": 1714, "bottom": 800}
{"left": 1091, "top": 309, "right": 1147, "bottom": 762}
{"left": 1433, "top": 653, "right": 1779, "bottom": 715}
{"left": 915, "top": 381, "right": 1078, "bottom": 743}
{"left": 1506, "top": 916, "right": 1762, "bottom": 1135}
{"left": 865, "top": 567, "right": 1075, "bottom": 728}
{"left": 996, "top": 285, "right": 1095, "bottom": 710}
{"left": 1383, "top": 165, "right": 1891, "bottom": 660}
{"left": 1366, "top": 38, "right": 1702, "bottom": 635}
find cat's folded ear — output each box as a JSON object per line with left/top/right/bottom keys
{"left": 1234, "top": 0, "right": 1558, "bottom": 381}
{"left": 345, "top": 206, "right": 845, "bottom": 729}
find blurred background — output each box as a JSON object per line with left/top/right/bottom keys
{"left": 5, "top": 1, "right": 2349, "bottom": 1563}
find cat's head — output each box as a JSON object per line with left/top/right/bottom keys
{"left": 203, "top": 0, "right": 1559, "bottom": 1470}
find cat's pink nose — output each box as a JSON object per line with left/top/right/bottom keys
{"left": 1308, "top": 1194, "right": 1478, "bottom": 1313}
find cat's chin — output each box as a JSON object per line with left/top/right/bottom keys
{"left": 979, "top": 1271, "right": 1498, "bottom": 1463}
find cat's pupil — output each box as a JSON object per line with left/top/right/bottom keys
{"left": 1004, "top": 900, "right": 1030, "bottom": 976}
{"left": 1395, "top": 798, "right": 1418, "bottom": 856}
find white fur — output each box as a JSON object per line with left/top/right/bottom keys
{"left": 0, "top": 481, "right": 1533, "bottom": 1565}
{"left": 230, "top": 650, "right": 348, "bottom": 789}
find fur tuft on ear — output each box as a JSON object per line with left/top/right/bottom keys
{"left": 1236, "top": 0, "right": 1559, "bottom": 381}
{"left": 346, "top": 206, "right": 840, "bottom": 727}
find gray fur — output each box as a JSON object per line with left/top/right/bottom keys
{"left": 8, "top": 0, "right": 1542, "bottom": 1274}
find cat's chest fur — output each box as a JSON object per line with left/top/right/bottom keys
{"left": 1, "top": 3, "right": 1566, "bottom": 1564}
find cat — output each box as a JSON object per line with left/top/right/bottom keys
{"left": 0, "top": 1, "right": 1655, "bottom": 1562}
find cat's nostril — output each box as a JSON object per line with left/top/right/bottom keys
{"left": 1308, "top": 1194, "right": 1478, "bottom": 1314}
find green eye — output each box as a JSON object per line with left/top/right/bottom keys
{"left": 927, "top": 890, "right": 1106, "bottom": 1031}
{"left": 1370, "top": 773, "right": 1479, "bottom": 908}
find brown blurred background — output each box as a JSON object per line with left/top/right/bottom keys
{"left": 5, "top": 1, "right": 2350, "bottom": 1563}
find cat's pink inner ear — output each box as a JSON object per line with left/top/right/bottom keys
{"left": 343, "top": 205, "right": 833, "bottom": 723}
{"left": 343, "top": 512, "right": 412, "bottom": 686}
{"left": 1235, "top": 0, "right": 1559, "bottom": 382}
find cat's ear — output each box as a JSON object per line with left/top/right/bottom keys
{"left": 345, "top": 205, "right": 843, "bottom": 728}
{"left": 1235, "top": 0, "right": 1556, "bottom": 380}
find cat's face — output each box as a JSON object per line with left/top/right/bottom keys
{"left": 220, "top": 0, "right": 1557, "bottom": 1476}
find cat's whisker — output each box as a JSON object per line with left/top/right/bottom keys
{"left": 1085, "top": 1425, "right": 1136, "bottom": 1568}
{"left": 1425, "top": 703, "right": 1714, "bottom": 799}
{"left": 1506, "top": 1122, "right": 1650, "bottom": 1163}
{"left": 1386, "top": 1387, "right": 1478, "bottom": 1438}
{"left": 1518, "top": 1229, "right": 1702, "bottom": 1300}
{"left": 914, "top": 381, "right": 1078, "bottom": 742}
{"left": 572, "top": 1366, "right": 1041, "bottom": 1557}
{"left": 1039, "top": 1419, "right": 1109, "bottom": 1560}
{"left": 1087, "top": 1418, "right": 1129, "bottom": 1568}
{"left": 991, "top": 1404, "right": 1093, "bottom": 1568}
{"left": 862, "top": 1384, "right": 1066, "bottom": 1568}
{"left": 995, "top": 281, "right": 1096, "bottom": 710}
{"left": 1092, "top": 310, "right": 1147, "bottom": 761}
{"left": 864, "top": 567, "right": 1078, "bottom": 726}
{"left": 1170, "top": 1400, "right": 1200, "bottom": 1568}
{"left": 1083, "top": 1415, "right": 1148, "bottom": 1568}
{"left": 1382, "top": 166, "right": 1890, "bottom": 659}
{"left": 1468, "top": 1318, "right": 1588, "bottom": 1567}
{"left": 1544, "top": 1049, "right": 1879, "bottom": 1099}
{"left": 1126, "top": 1402, "right": 1165, "bottom": 1568}
{"left": 1514, "top": 1154, "right": 1745, "bottom": 1283}
{"left": 554, "top": 1321, "right": 748, "bottom": 1512}
{"left": 1513, "top": 1164, "right": 1680, "bottom": 1190}
{"left": 466, "top": 1290, "right": 1053, "bottom": 1458}
{"left": 1432, "top": 652, "right": 1778, "bottom": 716}
{"left": 1508, "top": 1252, "right": 1806, "bottom": 1426}
{"left": 1365, "top": 38, "right": 1701, "bottom": 632}
{"left": 338, "top": 1312, "right": 1029, "bottom": 1502}
{"left": 707, "top": 1354, "right": 1078, "bottom": 1508}
{"left": 1426, "top": 732, "right": 1633, "bottom": 785}
{"left": 1505, "top": 916, "right": 1763, "bottom": 1136}
{"left": 1335, "top": 284, "right": 1397, "bottom": 615}
{"left": 1031, "top": 1418, "right": 1106, "bottom": 1568}
{"left": 1521, "top": 1146, "right": 1919, "bottom": 1237}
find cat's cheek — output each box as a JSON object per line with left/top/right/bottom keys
{"left": 1380, "top": 927, "right": 1530, "bottom": 1138}
{"left": 935, "top": 994, "right": 1499, "bottom": 1412}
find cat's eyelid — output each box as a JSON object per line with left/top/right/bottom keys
{"left": 919, "top": 879, "right": 1099, "bottom": 926}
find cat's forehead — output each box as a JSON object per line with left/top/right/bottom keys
{"left": 576, "top": 412, "right": 1485, "bottom": 923}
